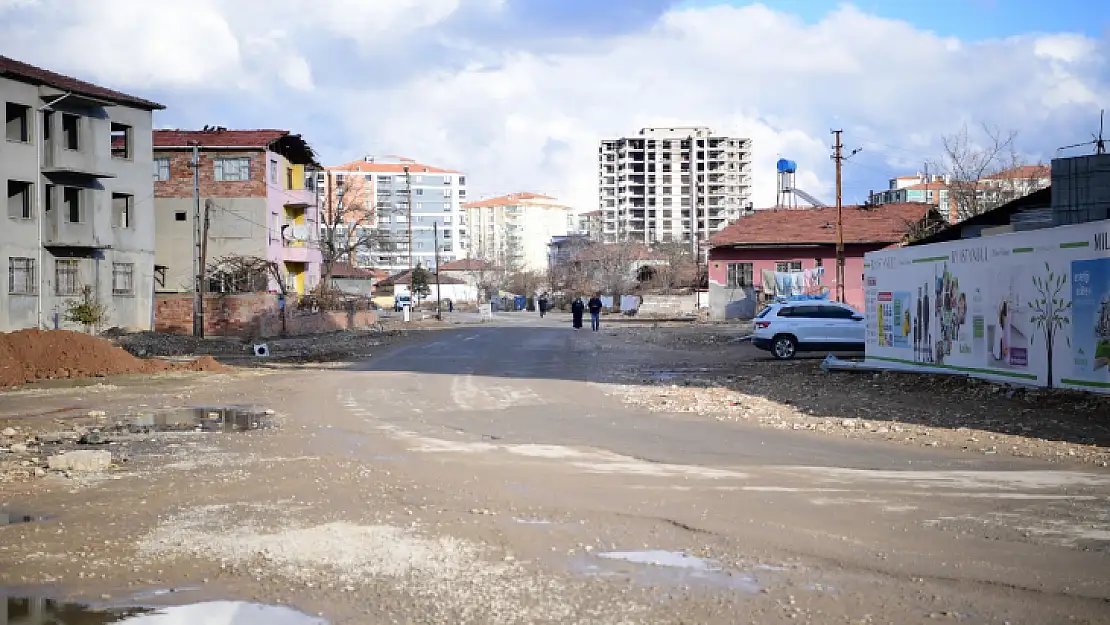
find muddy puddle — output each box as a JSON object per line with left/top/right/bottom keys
{"left": 1, "top": 596, "right": 327, "bottom": 623}
{"left": 0, "top": 511, "right": 49, "bottom": 526}
{"left": 572, "top": 549, "right": 764, "bottom": 593}
{"left": 106, "top": 406, "right": 275, "bottom": 435}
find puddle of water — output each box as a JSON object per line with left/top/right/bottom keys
{"left": 2, "top": 597, "right": 327, "bottom": 624}
{"left": 575, "top": 550, "right": 763, "bottom": 593}
{"left": 120, "top": 406, "right": 274, "bottom": 434}
{"left": 0, "top": 511, "right": 50, "bottom": 526}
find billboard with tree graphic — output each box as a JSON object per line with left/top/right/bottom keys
{"left": 864, "top": 222, "right": 1109, "bottom": 393}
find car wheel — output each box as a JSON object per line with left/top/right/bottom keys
{"left": 771, "top": 335, "right": 797, "bottom": 360}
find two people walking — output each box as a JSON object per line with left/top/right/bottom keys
{"left": 570, "top": 293, "right": 604, "bottom": 331}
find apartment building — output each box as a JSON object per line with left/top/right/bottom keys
{"left": 1, "top": 55, "right": 163, "bottom": 332}
{"left": 574, "top": 210, "right": 603, "bottom": 241}
{"left": 598, "top": 126, "right": 752, "bottom": 247}
{"left": 869, "top": 166, "right": 1051, "bottom": 223}
{"left": 463, "top": 192, "right": 574, "bottom": 273}
{"left": 153, "top": 128, "right": 322, "bottom": 295}
{"left": 321, "top": 156, "right": 468, "bottom": 272}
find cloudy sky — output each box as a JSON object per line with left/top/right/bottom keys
{"left": 2, "top": 0, "right": 1108, "bottom": 211}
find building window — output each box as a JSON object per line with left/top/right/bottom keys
{"left": 175, "top": 211, "right": 187, "bottom": 222}
{"left": 62, "top": 187, "right": 83, "bottom": 223}
{"left": 269, "top": 159, "right": 277, "bottom": 183}
{"left": 775, "top": 261, "right": 802, "bottom": 272}
{"left": 110, "top": 122, "right": 131, "bottom": 159}
{"left": 55, "top": 259, "right": 79, "bottom": 295}
{"left": 5, "top": 102, "right": 30, "bottom": 143}
{"left": 214, "top": 157, "right": 251, "bottom": 181}
{"left": 458, "top": 176, "right": 466, "bottom": 185}
{"left": 154, "top": 157, "right": 170, "bottom": 181}
{"left": 414, "top": 188, "right": 424, "bottom": 195}
{"left": 726, "top": 262, "right": 753, "bottom": 288}
{"left": 8, "top": 257, "right": 35, "bottom": 295}
{"left": 286, "top": 167, "right": 293, "bottom": 190}
{"left": 112, "top": 193, "right": 133, "bottom": 228}
{"left": 112, "top": 262, "right": 134, "bottom": 295}
{"left": 7, "top": 180, "right": 32, "bottom": 219}
{"left": 61, "top": 113, "right": 80, "bottom": 150}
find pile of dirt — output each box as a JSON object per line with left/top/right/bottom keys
{"left": 0, "top": 329, "right": 225, "bottom": 389}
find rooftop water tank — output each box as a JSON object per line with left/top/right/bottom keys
{"left": 776, "top": 158, "right": 797, "bottom": 174}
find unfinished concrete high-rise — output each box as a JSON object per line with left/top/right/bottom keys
{"left": 597, "top": 127, "right": 752, "bottom": 249}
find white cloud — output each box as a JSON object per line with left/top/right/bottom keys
{"left": 1, "top": 1, "right": 1108, "bottom": 212}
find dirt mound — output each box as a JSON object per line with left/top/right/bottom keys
{"left": 0, "top": 329, "right": 226, "bottom": 389}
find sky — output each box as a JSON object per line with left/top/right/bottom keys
{"left": 1, "top": 0, "right": 1108, "bottom": 212}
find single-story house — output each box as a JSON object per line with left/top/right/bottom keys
{"left": 437, "top": 258, "right": 498, "bottom": 287}
{"left": 707, "top": 203, "right": 941, "bottom": 319}
{"left": 327, "top": 262, "right": 377, "bottom": 297}
{"left": 375, "top": 269, "right": 479, "bottom": 304}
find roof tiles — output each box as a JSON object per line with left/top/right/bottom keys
{"left": 710, "top": 203, "right": 935, "bottom": 247}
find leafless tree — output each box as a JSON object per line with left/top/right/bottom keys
{"left": 318, "top": 173, "right": 395, "bottom": 293}
{"left": 590, "top": 242, "right": 644, "bottom": 296}
{"left": 205, "top": 254, "right": 284, "bottom": 294}
{"left": 649, "top": 242, "right": 697, "bottom": 292}
{"left": 930, "top": 123, "right": 1048, "bottom": 222}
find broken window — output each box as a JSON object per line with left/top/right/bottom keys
{"left": 214, "top": 157, "right": 251, "bottom": 181}
{"left": 61, "top": 113, "right": 80, "bottom": 150}
{"left": 112, "top": 262, "right": 134, "bottom": 295}
{"left": 7, "top": 180, "right": 32, "bottom": 219}
{"left": 110, "top": 122, "right": 131, "bottom": 159}
{"left": 112, "top": 192, "right": 133, "bottom": 228}
{"left": 55, "top": 259, "right": 79, "bottom": 295}
{"left": 5, "top": 102, "right": 30, "bottom": 142}
{"left": 62, "top": 187, "right": 82, "bottom": 223}
{"left": 8, "top": 257, "right": 35, "bottom": 295}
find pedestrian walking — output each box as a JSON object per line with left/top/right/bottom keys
{"left": 538, "top": 293, "right": 549, "bottom": 318}
{"left": 587, "top": 293, "right": 604, "bottom": 331}
{"left": 448, "top": 300, "right": 454, "bottom": 313}
{"left": 571, "top": 296, "right": 585, "bottom": 330}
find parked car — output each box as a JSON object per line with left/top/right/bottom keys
{"left": 394, "top": 294, "right": 411, "bottom": 312}
{"left": 751, "top": 301, "right": 865, "bottom": 360}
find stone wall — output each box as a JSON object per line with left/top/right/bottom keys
{"left": 154, "top": 293, "right": 378, "bottom": 338}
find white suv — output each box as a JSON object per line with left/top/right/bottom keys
{"left": 751, "top": 301, "right": 866, "bottom": 360}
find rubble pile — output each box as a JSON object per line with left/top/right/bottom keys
{"left": 0, "top": 329, "right": 225, "bottom": 389}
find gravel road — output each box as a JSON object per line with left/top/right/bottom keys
{"left": 1, "top": 313, "right": 1108, "bottom": 624}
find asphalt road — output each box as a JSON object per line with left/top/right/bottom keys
{"left": 3, "top": 315, "right": 1109, "bottom": 624}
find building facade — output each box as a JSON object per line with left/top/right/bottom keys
{"left": 321, "top": 156, "right": 468, "bottom": 272}
{"left": 1, "top": 55, "right": 163, "bottom": 332}
{"left": 463, "top": 192, "right": 573, "bottom": 273}
{"left": 597, "top": 126, "right": 752, "bottom": 247}
{"left": 869, "top": 166, "right": 1051, "bottom": 223}
{"left": 153, "top": 128, "right": 321, "bottom": 296}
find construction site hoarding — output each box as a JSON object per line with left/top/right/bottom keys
{"left": 863, "top": 221, "right": 1110, "bottom": 393}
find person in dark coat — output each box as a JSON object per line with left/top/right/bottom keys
{"left": 571, "top": 297, "right": 585, "bottom": 330}
{"left": 587, "top": 293, "right": 604, "bottom": 331}
{"left": 538, "top": 293, "right": 549, "bottom": 318}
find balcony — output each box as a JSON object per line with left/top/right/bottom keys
{"left": 43, "top": 187, "right": 108, "bottom": 248}
{"left": 40, "top": 111, "right": 115, "bottom": 179}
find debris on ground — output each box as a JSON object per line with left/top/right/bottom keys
{"left": 112, "top": 327, "right": 408, "bottom": 363}
{"left": 0, "top": 329, "right": 225, "bottom": 389}
{"left": 604, "top": 328, "right": 1110, "bottom": 468}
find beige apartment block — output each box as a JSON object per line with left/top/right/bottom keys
{"left": 464, "top": 192, "right": 575, "bottom": 273}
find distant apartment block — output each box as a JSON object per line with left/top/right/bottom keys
{"left": 869, "top": 166, "right": 1051, "bottom": 223}
{"left": 321, "top": 156, "right": 468, "bottom": 272}
{"left": 153, "top": 128, "right": 321, "bottom": 295}
{"left": 575, "top": 209, "right": 603, "bottom": 241}
{"left": 463, "top": 192, "right": 574, "bottom": 273}
{"left": 1, "top": 55, "right": 163, "bottom": 332}
{"left": 598, "top": 126, "right": 752, "bottom": 247}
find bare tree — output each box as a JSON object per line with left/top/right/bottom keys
{"left": 318, "top": 173, "right": 395, "bottom": 294}
{"left": 590, "top": 242, "right": 643, "bottom": 296}
{"left": 930, "top": 123, "right": 1048, "bottom": 222}
{"left": 205, "top": 254, "right": 284, "bottom": 294}
{"left": 649, "top": 242, "right": 697, "bottom": 292}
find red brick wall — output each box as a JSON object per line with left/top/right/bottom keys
{"left": 155, "top": 150, "right": 267, "bottom": 199}
{"left": 154, "top": 293, "right": 378, "bottom": 338}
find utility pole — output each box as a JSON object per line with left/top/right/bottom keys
{"left": 189, "top": 141, "right": 202, "bottom": 337}
{"left": 404, "top": 166, "right": 414, "bottom": 314}
{"left": 198, "top": 199, "right": 212, "bottom": 338}
{"left": 434, "top": 221, "right": 442, "bottom": 320}
{"left": 830, "top": 130, "right": 861, "bottom": 304}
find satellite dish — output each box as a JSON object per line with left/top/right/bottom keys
{"left": 291, "top": 225, "right": 309, "bottom": 240}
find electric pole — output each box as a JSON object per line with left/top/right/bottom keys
{"left": 404, "top": 166, "right": 413, "bottom": 314}
{"left": 434, "top": 221, "right": 442, "bottom": 320}
{"left": 830, "top": 130, "right": 861, "bottom": 304}
{"left": 189, "top": 141, "right": 202, "bottom": 337}
{"left": 198, "top": 199, "right": 212, "bottom": 338}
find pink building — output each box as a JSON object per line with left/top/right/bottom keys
{"left": 706, "top": 203, "right": 939, "bottom": 319}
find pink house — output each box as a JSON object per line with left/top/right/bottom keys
{"left": 706, "top": 203, "right": 939, "bottom": 319}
